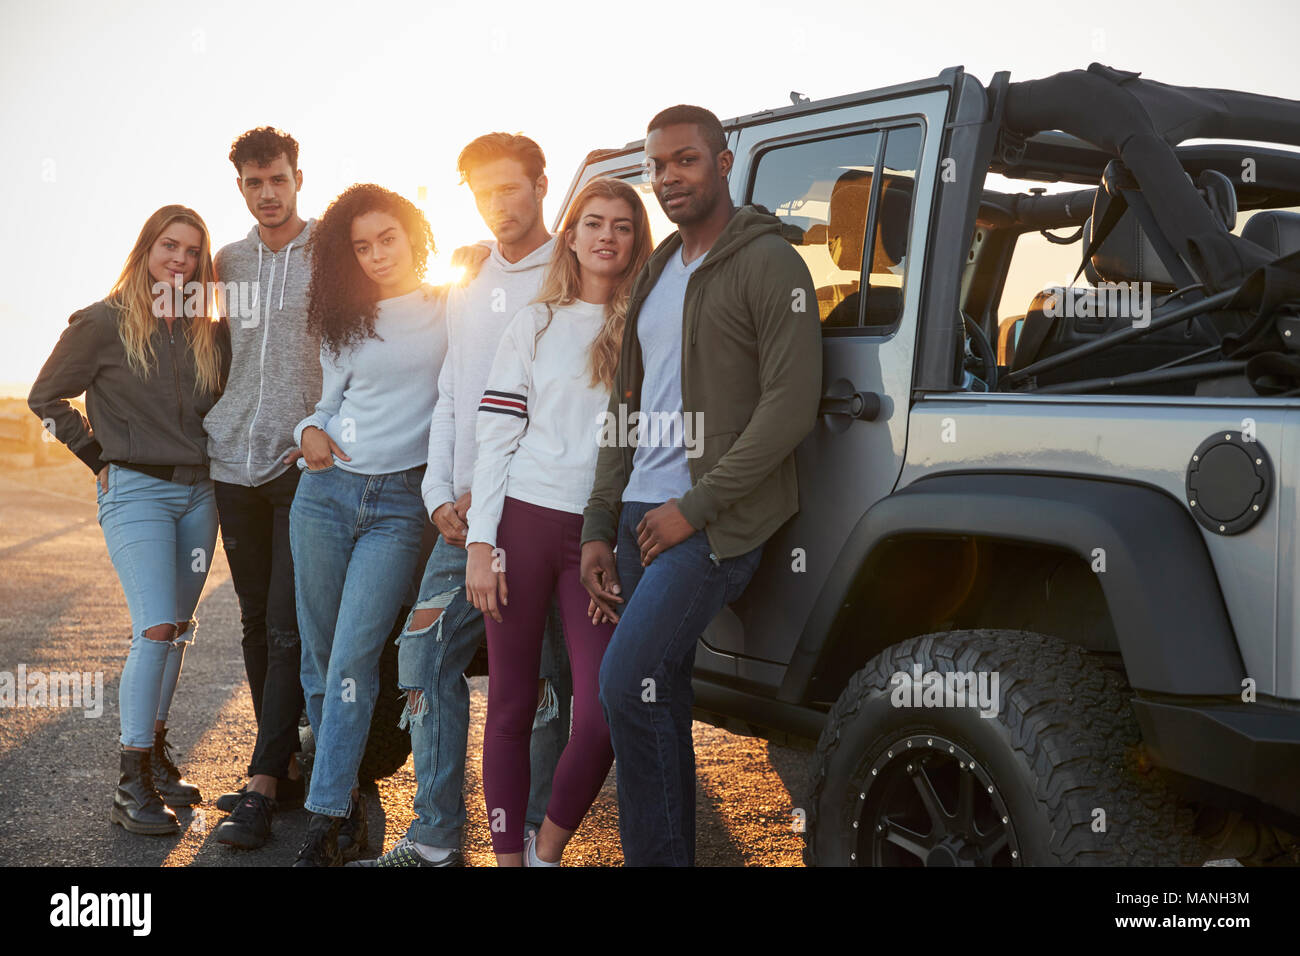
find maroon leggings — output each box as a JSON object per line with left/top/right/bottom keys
{"left": 482, "top": 496, "right": 615, "bottom": 854}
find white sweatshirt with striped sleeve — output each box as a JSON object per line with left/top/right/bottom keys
{"left": 465, "top": 298, "right": 611, "bottom": 548}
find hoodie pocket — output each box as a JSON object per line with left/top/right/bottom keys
{"left": 199, "top": 398, "right": 240, "bottom": 459}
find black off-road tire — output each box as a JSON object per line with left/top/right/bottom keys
{"left": 803, "top": 629, "right": 1212, "bottom": 866}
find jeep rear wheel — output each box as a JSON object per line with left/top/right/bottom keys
{"left": 803, "top": 629, "right": 1211, "bottom": 866}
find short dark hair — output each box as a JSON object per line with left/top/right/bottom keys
{"left": 647, "top": 105, "right": 727, "bottom": 157}
{"left": 229, "top": 127, "right": 300, "bottom": 174}
{"left": 457, "top": 133, "right": 546, "bottom": 184}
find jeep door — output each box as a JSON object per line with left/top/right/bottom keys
{"left": 702, "top": 88, "right": 948, "bottom": 693}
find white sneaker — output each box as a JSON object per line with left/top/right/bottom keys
{"left": 523, "top": 831, "right": 559, "bottom": 867}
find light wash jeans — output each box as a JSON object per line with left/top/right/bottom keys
{"left": 96, "top": 463, "right": 217, "bottom": 749}
{"left": 396, "top": 535, "right": 571, "bottom": 848}
{"left": 290, "top": 463, "right": 427, "bottom": 818}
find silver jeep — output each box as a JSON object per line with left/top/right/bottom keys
{"left": 555, "top": 63, "right": 1300, "bottom": 866}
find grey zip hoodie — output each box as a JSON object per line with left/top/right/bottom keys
{"left": 204, "top": 219, "right": 321, "bottom": 486}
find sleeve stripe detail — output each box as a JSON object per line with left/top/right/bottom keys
{"left": 479, "top": 405, "right": 527, "bottom": 420}
{"left": 482, "top": 389, "right": 526, "bottom": 402}
{"left": 480, "top": 395, "right": 527, "bottom": 413}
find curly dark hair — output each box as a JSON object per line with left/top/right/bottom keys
{"left": 229, "top": 126, "right": 300, "bottom": 173}
{"left": 306, "top": 184, "right": 435, "bottom": 359}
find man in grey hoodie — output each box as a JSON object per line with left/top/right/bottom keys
{"left": 204, "top": 127, "right": 319, "bottom": 851}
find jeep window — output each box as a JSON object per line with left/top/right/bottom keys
{"left": 865, "top": 125, "right": 923, "bottom": 329}
{"left": 750, "top": 126, "right": 922, "bottom": 333}
{"left": 750, "top": 130, "right": 880, "bottom": 329}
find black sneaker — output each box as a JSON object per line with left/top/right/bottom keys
{"left": 215, "top": 771, "right": 305, "bottom": 813}
{"left": 345, "top": 837, "right": 465, "bottom": 867}
{"left": 214, "top": 785, "right": 247, "bottom": 814}
{"left": 292, "top": 813, "right": 342, "bottom": 867}
{"left": 337, "top": 791, "right": 369, "bottom": 861}
{"left": 214, "top": 791, "right": 276, "bottom": 850}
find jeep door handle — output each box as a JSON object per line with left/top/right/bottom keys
{"left": 818, "top": 388, "right": 882, "bottom": 422}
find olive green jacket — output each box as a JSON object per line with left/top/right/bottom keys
{"left": 581, "top": 205, "right": 822, "bottom": 559}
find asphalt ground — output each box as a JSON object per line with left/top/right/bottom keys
{"left": 0, "top": 443, "right": 811, "bottom": 867}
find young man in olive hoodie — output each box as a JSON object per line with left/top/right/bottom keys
{"left": 580, "top": 106, "right": 821, "bottom": 867}
{"left": 204, "top": 127, "right": 319, "bottom": 850}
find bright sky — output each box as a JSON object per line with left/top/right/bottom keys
{"left": 2, "top": 0, "right": 1298, "bottom": 392}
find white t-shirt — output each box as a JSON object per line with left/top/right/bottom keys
{"left": 622, "top": 246, "right": 704, "bottom": 503}
{"left": 466, "top": 299, "right": 611, "bottom": 547}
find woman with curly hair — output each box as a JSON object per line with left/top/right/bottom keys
{"left": 28, "top": 204, "right": 229, "bottom": 835}
{"left": 288, "top": 184, "right": 448, "bottom": 865}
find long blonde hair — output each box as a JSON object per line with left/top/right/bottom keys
{"left": 107, "top": 205, "right": 223, "bottom": 396}
{"left": 534, "top": 178, "right": 653, "bottom": 389}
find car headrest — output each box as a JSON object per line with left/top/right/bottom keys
{"left": 828, "top": 170, "right": 911, "bottom": 272}
{"left": 1241, "top": 210, "right": 1300, "bottom": 258}
{"left": 1083, "top": 163, "right": 1237, "bottom": 290}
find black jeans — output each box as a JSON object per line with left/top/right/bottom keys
{"left": 214, "top": 468, "right": 303, "bottom": 779}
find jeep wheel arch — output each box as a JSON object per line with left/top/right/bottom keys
{"left": 780, "top": 472, "right": 1245, "bottom": 703}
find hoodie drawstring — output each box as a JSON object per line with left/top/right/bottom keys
{"left": 253, "top": 244, "right": 263, "bottom": 310}
{"left": 279, "top": 242, "right": 294, "bottom": 310}
{"left": 263, "top": 251, "right": 277, "bottom": 329}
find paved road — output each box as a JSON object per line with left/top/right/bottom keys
{"left": 0, "top": 449, "right": 811, "bottom": 867}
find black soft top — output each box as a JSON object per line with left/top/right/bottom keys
{"left": 1003, "top": 63, "right": 1300, "bottom": 293}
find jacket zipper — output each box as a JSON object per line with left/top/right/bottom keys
{"left": 680, "top": 251, "right": 723, "bottom": 555}
{"left": 167, "top": 320, "right": 184, "bottom": 431}
{"left": 622, "top": 289, "right": 646, "bottom": 484}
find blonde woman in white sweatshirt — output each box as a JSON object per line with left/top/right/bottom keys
{"left": 465, "top": 177, "right": 653, "bottom": 866}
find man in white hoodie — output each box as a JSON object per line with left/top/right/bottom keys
{"left": 204, "top": 127, "right": 318, "bottom": 851}
{"left": 354, "top": 133, "right": 571, "bottom": 867}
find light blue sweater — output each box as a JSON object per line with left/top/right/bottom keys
{"left": 294, "top": 285, "right": 448, "bottom": 475}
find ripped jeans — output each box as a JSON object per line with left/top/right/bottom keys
{"left": 97, "top": 464, "right": 218, "bottom": 749}
{"left": 396, "top": 535, "right": 571, "bottom": 848}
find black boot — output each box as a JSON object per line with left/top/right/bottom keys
{"left": 111, "top": 748, "right": 180, "bottom": 835}
{"left": 152, "top": 728, "right": 202, "bottom": 807}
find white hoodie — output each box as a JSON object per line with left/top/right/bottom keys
{"left": 421, "top": 237, "right": 555, "bottom": 516}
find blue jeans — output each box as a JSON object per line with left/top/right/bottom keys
{"left": 597, "top": 501, "right": 763, "bottom": 866}
{"left": 290, "top": 464, "right": 427, "bottom": 818}
{"left": 97, "top": 464, "right": 218, "bottom": 748}
{"left": 396, "top": 536, "right": 571, "bottom": 848}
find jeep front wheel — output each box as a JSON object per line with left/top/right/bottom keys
{"left": 803, "top": 630, "right": 1210, "bottom": 866}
